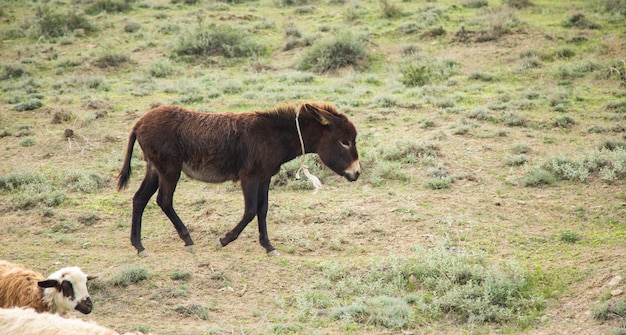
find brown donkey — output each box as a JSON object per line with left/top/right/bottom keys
{"left": 117, "top": 102, "right": 361, "bottom": 256}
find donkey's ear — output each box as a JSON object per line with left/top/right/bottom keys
{"left": 303, "top": 103, "right": 331, "bottom": 126}
{"left": 38, "top": 279, "right": 60, "bottom": 289}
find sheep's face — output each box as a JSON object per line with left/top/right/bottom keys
{"left": 38, "top": 266, "right": 96, "bottom": 315}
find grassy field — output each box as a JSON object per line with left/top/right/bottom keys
{"left": 1, "top": 0, "right": 626, "bottom": 334}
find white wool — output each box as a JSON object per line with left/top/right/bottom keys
{"left": 0, "top": 308, "right": 155, "bottom": 335}
{"left": 0, "top": 307, "right": 117, "bottom": 335}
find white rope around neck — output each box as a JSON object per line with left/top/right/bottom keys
{"left": 295, "top": 105, "right": 322, "bottom": 193}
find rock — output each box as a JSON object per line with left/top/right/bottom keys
{"left": 608, "top": 275, "right": 622, "bottom": 287}
{"left": 611, "top": 289, "right": 623, "bottom": 297}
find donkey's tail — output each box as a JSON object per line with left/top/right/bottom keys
{"left": 117, "top": 131, "right": 137, "bottom": 191}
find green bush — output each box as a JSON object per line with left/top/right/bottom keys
{"left": 555, "top": 115, "right": 576, "bottom": 128}
{"left": 12, "top": 98, "right": 43, "bottom": 111}
{"left": 536, "top": 148, "right": 626, "bottom": 183}
{"left": 86, "top": 0, "right": 134, "bottom": 14}
{"left": 298, "top": 31, "right": 369, "bottom": 73}
{"left": 521, "top": 168, "right": 556, "bottom": 187}
{"left": 175, "top": 24, "right": 266, "bottom": 58}
{"left": 463, "top": 0, "right": 488, "bottom": 8}
{"left": 562, "top": 14, "right": 600, "bottom": 29}
{"left": 109, "top": 267, "right": 150, "bottom": 287}
{"left": 0, "top": 65, "right": 27, "bottom": 80}
{"left": 310, "top": 245, "right": 547, "bottom": 328}
{"left": 592, "top": 299, "right": 626, "bottom": 321}
{"left": 400, "top": 63, "right": 432, "bottom": 87}
{"left": 94, "top": 52, "right": 130, "bottom": 68}
{"left": 65, "top": 171, "right": 110, "bottom": 193}
{"left": 560, "top": 231, "right": 581, "bottom": 243}
{"left": 506, "top": 0, "right": 533, "bottom": 9}
{"left": 149, "top": 61, "right": 173, "bottom": 78}
{"left": 400, "top": 58, "right": 460, "bottom": 87}
{"left": 504, "top": 154, "right": 529, "bottom": 166}
{"left": 382, "top": 140, "right": 440, "bottom": 163}
{"left": 425, "top": 177, "right": 451, "bottom": 190}
{"left": 33, "top": 6, "right": 95, "bottom": 38}
{"left": 379, "top": 0, "right": 402, "bottom": 19}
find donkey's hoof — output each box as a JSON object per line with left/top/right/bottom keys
{"left": 214, "top": 239, "right": 223, "bottom": 250}
{"left": 267, "top": 250, "right": 279, "bottom": 257}
{"left": 185, "top": 245, "right": 196, "bottom": 254}
{"left": 137, "top": 250, "right": 150, "bottom": 258}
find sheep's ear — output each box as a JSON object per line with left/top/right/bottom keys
{"left": 38, "top": 279, "right": 59, "bottom": 289}
{"left": 87, "top": 275, "right": 98, "bottom": 281}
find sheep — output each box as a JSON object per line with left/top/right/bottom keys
{"left": 0, "top": 307, "right": 156, "bottom": 335}
{"left": 0, "top": 260, "right": 96, "bottom": 316}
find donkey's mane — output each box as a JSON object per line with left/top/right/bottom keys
{"left": 264, "top": 102, "right": 342, "bottom": 120}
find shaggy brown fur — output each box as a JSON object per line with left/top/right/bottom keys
{"left": 0, "top": 261, "right": 46, "bottom": 313}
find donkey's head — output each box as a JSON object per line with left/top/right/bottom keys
{"left": 38, "top": 266, "right": 97, "bottom": 315}
{"left": 302, "top": 103, "right": 361, "bottom": 181}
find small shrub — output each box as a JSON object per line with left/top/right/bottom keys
{"left": 86, "top": 0, "right": 134, "bottom": 14}
{"left": 171, "top": 270, "right": 192, "bottom": 281}
{"left": 588, "top": 125, "right": 606, "bottom": 134}
{"left": 512, "top": 143, "right": 530, "bottom": 154}
{"left": 19, "top": 138, "right": 35, "bottom": 147}
{"left": 332, "top": 296, "right": 414, "bottom": 329}
{"left": 400, "top": 58, "right": 460, "bottom": 87}
{"left": 173, "top": 303, "right": 209, "bottom": 320}
{"left": 33, "top": 6, "right": 96, "bottom": 38}
{"left": 175, "top": 24, "right": 266, "bottom": 58}
{"left": 468, "top": 71, "right": 496, "bottom": 82}
{"left": 109, "top": 267, "right": 150, "bottom": 287}
{"left": 380, "top": 0, "right": 402, "bottom": 19}
{"left": 502, "top": 111, "right": 526, "bottom": 127}
{"left": 592, "top": 299, "right": 626, "bottom": 321}
{"left": 554, "top": 47, "right": 575, "bottom": 59}
{"left": 298, "top": 31, "right": 369, "bottom": 73}
{"left": 560, "top": 230, "right": 581, "bottom": 243}
{"left": 12, "top": 98, "right": 43, "bottom": 111}
{"left": 400, "top": 63, "right": 432, "bottom": 87}
{"left": 383, "top": 140, "right": 440, "bottom": 162}
{"left": 555, "top": 115, "right": 576, "bottom": 128}
{"left": 425, "top": 177, "right": 451, "bottom": 190}
{"left": 124, "top": 21, "right": 141, "bottom": 33}
{"left": 463, "top": 0, "right": 488, "bottom": 8}
{"left": 94, "top": 52, "right": 130, "bottom": 68}
{"left": 521, "top": 169, "right": 556, "bottom": 187}
{"left": 0, "top": 65, "right": 27, "bottom": 80}
{"left": 504, "top": 154, "right": 528, "bottom": 166}
{"left": 65, "top": 171, "right": 109, "bottom": 193}
{"left": 149, "top": 61, "right": 173, "bottom": 78}
{"left": 0, "top": 172, "right": 46, "bottom": 191}
{"left": 604, "top": 100, "right": 626, "bottom": 113}
{"left": 467, "top": 107, "right": 491, "bottom": 121}
{"left": 506, "top": 0, "right": 533, "bottom": 9}
{"left": 599, "top": 140, "right": 626, "bottom": 151}
{"left": 562, "top": 13, "right": 600, "bottom": 29}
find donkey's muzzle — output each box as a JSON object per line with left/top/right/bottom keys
{"left": 344, "top": 160, "right": 361, "bottom": 182}
{"left": 75, "top": 297, "right": 93, "bottom": 314}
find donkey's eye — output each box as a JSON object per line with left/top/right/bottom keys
{"left": 339, "top": 140, "right": 351, "bottom": 149}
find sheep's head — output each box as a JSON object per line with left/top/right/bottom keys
{"left": 38, "top": 266, "right": 97, "bottom": 315}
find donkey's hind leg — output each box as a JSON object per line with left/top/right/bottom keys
{"left": 217, "top": 179, "right": 259, "bottom": 250}
{"left": 131, "top": 168, "right": 159, "bottom": 257}
{"left": 156, "top": 172, "right": 195, "bottom": 253}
